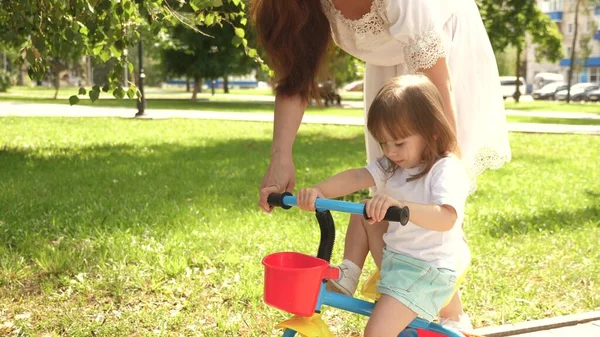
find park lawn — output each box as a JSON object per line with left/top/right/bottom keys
{"left": 505, "top": 101, "right": 600, "bottom": 114}
{"left": 2, "top": 93, "right": 600, "bottom": 125}
{"left": 0, "top": 117, "right": 599, "bottom": 336}
{"left": 4, "top": 86, "right": 600, "bottom": 113}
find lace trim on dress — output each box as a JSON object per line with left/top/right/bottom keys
{"left": 467, "top": 146, "right": 512, "bottom": 194}
{"left": 403, "top": 29, "right": 446, "bottom": 73}
{"left": 320, "top": 0, "right": 391, "bottom": 51}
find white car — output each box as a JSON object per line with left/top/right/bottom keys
{"left": 500, "top": 76, "right": 527, "bottom": 99}
{"left": 532, "top": 82, "right": 567, "bottom": 100}
{"left": 555, "top": 83, "right": 600, "bottom": 101}
{"left": 343, "top": 80, "right": 363, "bottom": 92}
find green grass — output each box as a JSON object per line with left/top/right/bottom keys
{"left": 505, "top": 101, "right": 600, "bottom": 114}
{"left": 0, "top": 117, "right": 599, "bottom": 336}
{"left": 507, "top": 115, "right": 600, "bottom": 125}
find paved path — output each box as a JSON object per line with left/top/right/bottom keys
{"left": 473, "top": 312, "right": 600, "bottom": 337}
{"left": 1, "top": 102, "right": 599, "bottom": 135}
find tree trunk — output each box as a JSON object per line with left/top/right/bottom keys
{"left": 513, "top": 45, "right": 522, "bottom": 103}
{"left": 210, "top": 79, "right": 215, "bottom": 96}
{"left": 223, "top": 76, "right": 229, "bottom": 94}
{"left": 186, "top": 77, "right": 190, "bottom": 92}
{"left": 53, "top": 71, "right": 60, "bottom": 100}
{"left": 567, "top": 0, "right": 582, "bottom": 104}
{"left": 191, "top": 75, "right": 201, "bottom": 102}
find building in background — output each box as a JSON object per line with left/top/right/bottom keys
{"left": 528, "top": 0, "right": 600, "bottom": 89}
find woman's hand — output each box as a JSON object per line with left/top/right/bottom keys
{"left": 297, "top": 187, "right": 324, "bottom": 211}
{"left": 365, "top": 194, "right": 403, "bottom": 224}
{"left": 258, "top": 156, "right": 296, "bottom": 213}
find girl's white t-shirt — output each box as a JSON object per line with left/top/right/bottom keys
{"left": 366, "top": 155, "right": 470, "bottom": 272}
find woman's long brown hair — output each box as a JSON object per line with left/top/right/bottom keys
{"left": 250, "top": 0, "right": 331, "bottom": 102}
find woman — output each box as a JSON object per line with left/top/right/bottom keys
{"left": 252, "top": 0, "right": 511, "bottom": 330}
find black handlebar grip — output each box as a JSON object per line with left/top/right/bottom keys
{"left": 267, "top": 192, "right": 293, "bottom": 209}
{"left": 364, "top": 206, "right": 410, "bottom": 226}
{"left": 384, "top": 206, "right": 410, "bottom": 225}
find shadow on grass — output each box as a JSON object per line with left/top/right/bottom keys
{"left": 482, "top": 205, "right": 600, "bottom": 238}
{"left": 0, "top": 130, "right": 365, "bottom": 252}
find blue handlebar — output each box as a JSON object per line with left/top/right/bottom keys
{"left": 267, "top": 193, "right": 409, "bottom": 225}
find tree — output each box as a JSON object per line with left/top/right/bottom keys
{"left": 322, "top": 45, "right": 363, "bottom": 89}
{"left": 478, "top": 0, "right": 563, "bottom": 102}
{"left": 566, "top": 0, "right": 598, "bottom": 103}
{"left": 0, "top": 0, "right": 261, "bottom": 105}
{"left": 161, "top": 18, "right": 254, "bottom": 100}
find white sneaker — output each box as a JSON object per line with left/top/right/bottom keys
{"left": 440, "top": 314, "right": 474, "bottom": 332}
{"left": 326, "top": 263, "right": 359, "bottom": 296}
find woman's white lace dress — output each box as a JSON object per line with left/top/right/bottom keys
{"left": 321, "top": 0, "right": 511, "bottom": 191}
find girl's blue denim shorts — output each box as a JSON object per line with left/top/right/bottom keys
{"left": 376, "top": 248, "right": 457, "bottom": 321}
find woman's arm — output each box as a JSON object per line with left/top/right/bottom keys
{"left": 270, "top": 93, "right": 306, "bottom": 161}
{"left": 420, "top": 57, "right": 457, "bottom": 134}
{"left": 258, "top": 93, "right": 306, "bottom": 212}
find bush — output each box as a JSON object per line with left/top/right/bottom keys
{"left": 0, "top": 70, "right": 14, "bottom": 92}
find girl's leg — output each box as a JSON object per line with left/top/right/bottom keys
{"left": 364, "top": 295, "right": 417, "bottom": 337}
{"left": 343, "top": 216, "right": 470, "bottom": 328}
{"left": 439, "top": 292, "right": 464, "bottom": 321}
{"left": 328, "top": 215, "right": 388, "bottom": 295}
{"left": 341, "top": 213, "right": 373, "bottom": 269}
{"left": 343, "top": 214, "right": 388, "bottom": 269}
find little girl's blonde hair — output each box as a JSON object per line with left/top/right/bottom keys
{"left": 367, "top": 74, "right": 459, "bottom": 181}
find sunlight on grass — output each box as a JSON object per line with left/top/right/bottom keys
{"left": 505, "top": 101, "right": 600, "bottom": 114}
{"left": 0, "top": 117, "right": 599, "bottom": 336}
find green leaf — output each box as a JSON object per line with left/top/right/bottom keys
{"left": 79, "top": 87, "right": 87, "bottom": 95}
{"left": 110, "top": 45, "right": 122, "bottom": 58}
{"left": 69, "top": 95, "right": 80, "bottom": 106}
{"left": 87, "top": 0, "right": 95, "bottom": 12}
{"left": 93, "top": 43, "right": 104, "bottom": 55}
{"left": 113, "top": 87, "right": 126, "bottom": 99}
{"left": 25, "top": 48, "right": 36, "bottom": 65}
{"left": 205, "top": 13, "right": 214, "bottom": 26}
{"left": 89, "top": 89, "right": 100, "bottom": 102}
{"left": 247, "top": 48, "right": 257, "bottom": 58}
{"left": 234, "top": 28, "right": 245, "bottom": 38}
{"left": 99, "top": 50, "right": 111, "bottom": 62}
{"left": 128, "top": 62, "right": 134, "bottom": 74}
{"left": 32, "top": 36, "right": 46, "bottom": 52}
{"left": 213, "top": 0, "right": 223, "bottom": 6}
{"left": 127, "top": 86, "right": 136, "bottom": 99}
{"left": 231, "top": 35, "right": 243, "bottom": 47}
{"left": 102, "top": 84, "right": 110, "bottom": 93}
{"left": 240, "top": 18, "right": 247, "bottom": 26}
{"left": 231, "top": 0, "right": 240, "bottom": 5}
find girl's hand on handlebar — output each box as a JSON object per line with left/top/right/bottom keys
{"left": 297, "top": 187, "right": 325, "bottom": 211}
{"left": 365, "top": 194, "right": 404, "bottom": 224}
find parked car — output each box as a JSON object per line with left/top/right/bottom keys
{"left": 500, "top": 76, "right": 527, "bottom": 99}
{"left": 532, "top": 82, "right": 567, "bottom": 100}
{"left": 532, "top": 72, "right": 564, "bottom": 90}
{"left": 343, "top": 80, "right": 363, "bottom": 92}
{"left": 585, "top": 87, "right": 600, "bottom": 102}
{"left": 555, "top": 83, "right": 600, "bottom": 101}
